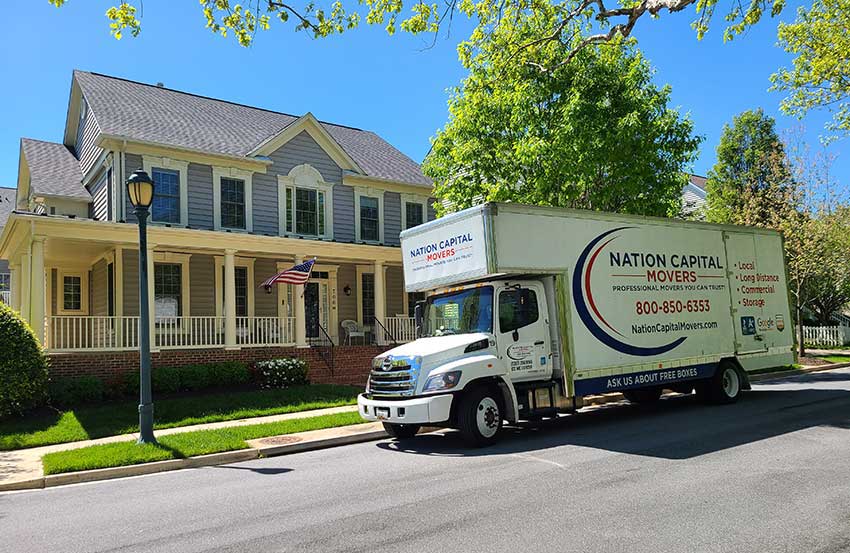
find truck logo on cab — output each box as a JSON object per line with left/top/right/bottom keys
{"left": 573, "top": 227, "right": 687, "bottom": 357}
{"left": 381, "top": 356, "right": 393, "bottom": 371}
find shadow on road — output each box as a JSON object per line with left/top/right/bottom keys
{"left": 377, "top": 373, "right": 850, "bottom": 460}
{"left": 210, "top": 466, "right": 294, "bottom": 476}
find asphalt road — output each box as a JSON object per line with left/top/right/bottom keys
{"left": 3, "top": 369, "right": 850, "bottom": 553}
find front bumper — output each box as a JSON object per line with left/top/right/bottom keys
{"left": 358, "top": 393, "right": 454, "bottom": 425}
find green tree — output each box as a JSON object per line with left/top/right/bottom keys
{"left": 422, "top": 7, "right": 700, "bottom": 216}
{"left": 704, "top": 109, "right": 794, "bottom": 226}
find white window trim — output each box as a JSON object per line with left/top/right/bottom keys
{"left": 354, "top": 187, "right": 385, "bottom": 244}
{"left": 56, "top": 269, "right": 89, "bottom": 315}
{"left": 142, "top": 156, "right": 190, "bottom": 226}
{"left": 277, "top": 164, "right": 334, "bottom": 240}
{"left": 401, "top": 194, "right": 429, "bottom": 231}
{"left": 214, "top": 256, "right": 256, "bottom": 318}
{"left": 212, "top": 167, "right": 254, "bottom": 232}
{"left": 355, "top": 265, "right": 388, "bottom": 327}
{"left": 152, "top": 252, "right": 192, "bottom": 320}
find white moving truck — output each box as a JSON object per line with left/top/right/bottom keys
{"left": 358, "top": 203, "right": 795, "bottom": 445}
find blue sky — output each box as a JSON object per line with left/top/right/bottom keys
{"left": 0, "top": 0, "right": 845, "bottom": 189}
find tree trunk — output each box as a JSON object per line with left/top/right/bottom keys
{"left": 796, "top": 302, "right": 806, "bottom": 358}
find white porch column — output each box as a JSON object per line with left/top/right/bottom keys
{"left": 9, "top": 263, "right": 20, "bottom": 311}
{"left": 147, "top": 244, "right": 156, "bottom": 350}
{"left": 373, "top": 260, "right": 386, "bottom": 345}
{"left": 224, "top": 249, "right": 237, "bottom": 349}
{"left": 30, "top": 237, "right": 46, "bottom": 345}
{"left": 19, "top": 252, "right": 30, "bottom": 323}
{"left": 294, "top": 255, "right": 308, "bottom": 348}
{"left": 114, "top": 246, "right": 124, "bottom": 347}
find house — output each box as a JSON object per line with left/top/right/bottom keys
{"left": 0, "top": 186, "right": 14, "bottom": 303}
{"left": 682, "top": 174, "right": 707, "bottom": 217}
{"left": 0, "top": 70, "right": 434, "bottom": 381}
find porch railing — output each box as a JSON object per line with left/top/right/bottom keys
{"left": 47, "top": 315, "right": 298, "bottom": 351}
{"left": 385, "top": 316, "right": 416, "bottom": 344}
{"left": 0, "top": 291, "right": 10, "bottom": 305}
{"left": 237, "top": 316, "right": 296, "bottom": 347}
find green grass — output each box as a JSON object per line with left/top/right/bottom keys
{"left": 0, "top": 385, "right": 360, "bottom": 451}
{"left": 41, "top": 411, "right": 365, "bottom": 475}
{"left": 821, "top": 355, "right": 850, "bottom": 364}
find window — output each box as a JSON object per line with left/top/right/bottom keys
{"left": 220, "top": 267, "right": 248, "bottom": 317}
{"left": 296, "top": 188, "right": 318, "bottom": 235}
{"left": 154, "top": 263, "right": 182, "bottom": 318}
{"left": 63, "top": 275, "right": 82, "bottom": 311}
{"left": 405, "top": 202, "right": 424, "bottom": 230}
{"left": 407, "top": 292, "right": 426, "bottom": 315}
{"left": 278, "top": 165, "right": 332, "bottom": 239}
{"left": 151, "top": 168, "right": 181, "bottom": 223}
{"left": 220, "top": 178, "right": 246, "bottom": 229}
{"left": 361, "top": 272, "right": 375, "bottom": 325}
{"left": 499, "top": 289, "right": 539, "bottom": 333}
{"left": 0, "top": 273, "right": 9, "bottom": 291}
{"left": 360, "top": 196, "right": 379, "bottom": 241}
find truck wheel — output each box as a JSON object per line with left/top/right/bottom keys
{"left": 622, "top": 387, "right": 662, "bottom": 404}
{"left": 703, "top": 361, "right": 742, "bottom": 404}
{"left": 458, "top": 385, "right": 503, "bottom": 447}
{"left": 382, "top": 422, "right": 420, "bottom": 439}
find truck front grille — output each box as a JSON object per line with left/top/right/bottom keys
{"left": 369, "top": 364, "right": 416, "bottom": 398}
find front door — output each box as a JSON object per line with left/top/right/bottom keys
{"left": 496, "top": 283, "right": 552, "bottom": 383}
{"left": 305, "top": 282, "right": 320, "bottom": 339}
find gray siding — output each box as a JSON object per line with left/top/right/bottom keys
{"left": 91, "top": 259, "right": 108, "bottom": 315}
{"left": 252, "top": 172, "right": 278, "bottom": 236}
{"left": 76, "top": 99, "right": 103, "bottom": 176}
{"left": 386, "top": 266, "right": 404, "bottom": 316}
{"left": 50, "top": 269, "right": 57, "bottom": 315}
{"left": 189, "top": 254, "right": 215, "bottom": 316}
{"left": 268, "top": 131, "right": 342, "bottom": 184}
{"left": 0, "top": 259, "right": 9, "bottom": 275}
{"left": 333, "top": 185, "right": 355, "bottom": 242}
{"left": 122, "top": 250, "right": 139, "bottom": 316}
{"left": 90, "top": 170, "right": 109, "bottom": 221}
{"left": 188, "top": 163, "right": 213, "bottom": 230}
{"left": 255, "top": 258, "right": 279, "bottom": 316}
{"left": 384, "top": 192, "right": 401, "bottom": 246}
{"left": 337, "top": 264, "right": 357, "bottom": 336}
{"left": 124, "top": 154, "right": 144, "bottom": 224}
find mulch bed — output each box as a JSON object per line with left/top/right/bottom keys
{"left": 799, "top": 356, "right": 833, "bottom": 366}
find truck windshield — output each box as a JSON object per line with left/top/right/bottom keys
{"left": 421, "top": 286, "right": 494, "bottom": 337}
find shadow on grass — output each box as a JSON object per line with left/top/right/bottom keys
{"left": 377, "top": 379, "right": 850, "bottom": 461}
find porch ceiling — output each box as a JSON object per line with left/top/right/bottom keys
{"left": 45, "top": 238, "right": 113, "bottom": 266}
{"left": 3, "top": 212, "right": 404, "bottom": 266}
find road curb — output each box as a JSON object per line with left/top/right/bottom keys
{"left": 3, "top": 361, "right": 848, "bottom": 493}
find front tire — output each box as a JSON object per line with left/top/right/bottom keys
{"left": 458, "top": 385, "right": 503, "bottom": 447}
{"left": 700, "top": 361, "right": 742, "bottom": 404}
{"left": 382, "top": 422, "right": 420, "bottom": 439}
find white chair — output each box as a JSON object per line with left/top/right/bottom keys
{"left": 341, "top": 319, "right": 366, "bottom": 345}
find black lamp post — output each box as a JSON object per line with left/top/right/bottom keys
{"left": 127, "top": 170, "right": 157, "bottom": 445}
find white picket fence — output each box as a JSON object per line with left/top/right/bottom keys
{"left": 800, "top": 325, "right": 850, "bottom": 348}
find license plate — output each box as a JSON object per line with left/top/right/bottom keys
{"left": 375, "top": 407, "right": 390, "bottom": 420}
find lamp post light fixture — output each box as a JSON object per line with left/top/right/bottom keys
{"left": 127, "top": 170, "right": 157, "bottom": 445}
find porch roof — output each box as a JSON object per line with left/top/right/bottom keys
{"left": 0, "top": 212, "right": 404, "bottom": 266}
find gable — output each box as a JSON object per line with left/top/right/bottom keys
{"left": 267, "top": 130, "right": 343, "bottom": 184}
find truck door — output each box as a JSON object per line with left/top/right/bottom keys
{"left": 497, "top": 284, "right": 552, "bottom": 383}
{"left": 724, "top": 232, "right": 769, "bottom": 354}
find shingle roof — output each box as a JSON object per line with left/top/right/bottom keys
{"left": 688, "top": 174, "right": 707, "bottom": 190}
{"left": 74, "top": 70, "right": 431, "bottom": 187}
{"left": 20, "top": 139, "right": 88, "bottom": 200}
{"left": 0, "top": 187, "right": 15, "bottom": 229}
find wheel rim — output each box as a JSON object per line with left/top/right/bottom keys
{"left": 722, "top": 367, "right": 740, "bottom": 398}
{"left": 476, "top": 397, "right": 500, "bottom": 438}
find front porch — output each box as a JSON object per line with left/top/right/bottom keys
{"left": 3, "top": 214, "right": 417, "bottom": 358}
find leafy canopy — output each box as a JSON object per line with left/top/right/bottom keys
{"left": 423, "top": 5, "right": 701, "bottom": 217}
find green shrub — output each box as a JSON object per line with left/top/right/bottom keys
{"left": 49, "top": 376, "right": 105, "bottom": 407}
{"left": 255, "top": 358, "right": 309, "bottom": 389}
{"left": 177, "top": 364, "right": 210, "bottom": 391}
{"left": 123, "top": 370, "right": 140, "bottom": 396}
{"left": 0, "top": 303, "right": 49, "bottom": 417}
{"left": 152, "top": 366, "right": 180, "bottom": 394}
{"left": 207, "top": 361, "right": 249, "bottom": 388}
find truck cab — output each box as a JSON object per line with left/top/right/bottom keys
{"left": 358, "top": 277, "right": 569, "bottom": 446}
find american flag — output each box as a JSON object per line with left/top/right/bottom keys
{"left": 261, "top": 258, "right": 316, "bottom": 291}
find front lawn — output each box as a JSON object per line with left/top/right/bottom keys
{"left": 0, "top": 384, "right": 360, "bottom": 451}
{"left": 821, "top": 355, "right": 850, "bottom": 364}
{"left": 41, "top": 411, "right": 365, "bottom": 475}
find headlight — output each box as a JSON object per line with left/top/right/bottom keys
{"left": 423, "top": 371, "right": 462, "bottom": 392}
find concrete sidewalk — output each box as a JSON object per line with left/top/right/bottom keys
{"left": 0, "top": 404, "right": 359, "bottom": 488}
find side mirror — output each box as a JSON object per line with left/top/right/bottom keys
{"left": 414, "top": 302, "right": 424, "bottom": 339}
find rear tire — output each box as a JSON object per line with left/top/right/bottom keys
{"left": 700, "top": 361, "right": 742, "bottom": 404}
{"left": 382, "top": 422, "right": 420, "bottom": 439}
{"left": 458, "top": 385, "right": 503, "bottom": 447}
{"left": 623, "top": 387, "right": 662, "bottom": 404}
